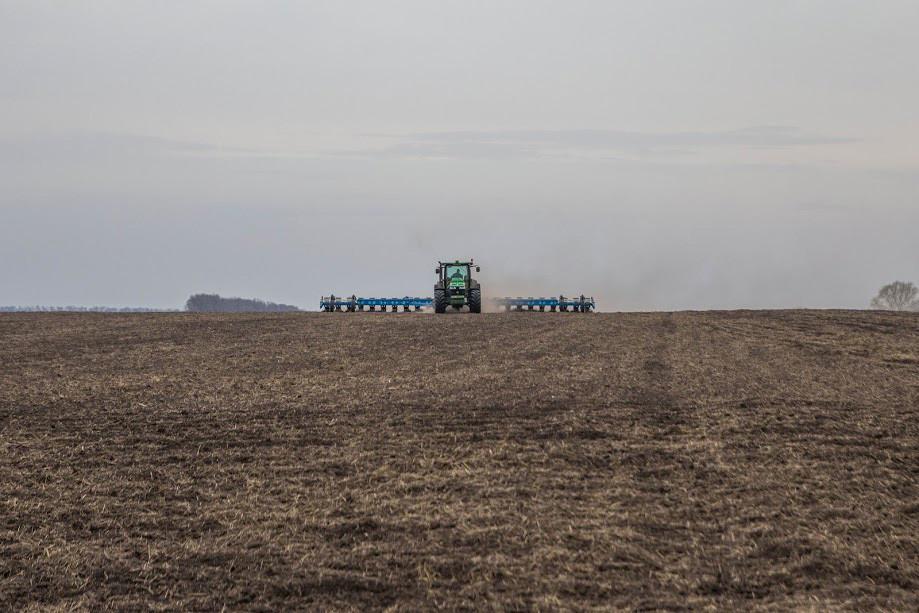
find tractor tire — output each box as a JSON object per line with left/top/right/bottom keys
{"left": 469, "top": 287, "right": 482, "bottom": 313}
{"left": 434, "top": 288, "right": 447, "bottom": 313}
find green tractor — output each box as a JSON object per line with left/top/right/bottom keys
{"left": 434, "top": 260, "right": 482, "bottom": 313}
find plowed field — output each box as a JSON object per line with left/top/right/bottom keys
{"left": 2, "top": 311, "right": 917, "bottom": 610}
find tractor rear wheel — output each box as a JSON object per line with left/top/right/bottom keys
{"left": 434, "top": 288, "right": 447, "bottom": 313}
{"left": 469, "top": 288, "right": 482, "bottom": 313}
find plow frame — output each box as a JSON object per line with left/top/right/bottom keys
{"left": 320, "top": 294, "right": 433, "bottom": 312}
{"left": 492, "top": 295, "right": 596, "bottom": 312}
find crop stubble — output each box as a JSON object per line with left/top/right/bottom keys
{"left": 1, "top": 311, "right": 917, "bottom": 609}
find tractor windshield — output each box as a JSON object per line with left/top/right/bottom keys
{"left": 445, "top": 265, "right": 468, "bottom": 280}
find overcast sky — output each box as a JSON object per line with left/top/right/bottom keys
{"left": 2, "top": 1, "right": 917, "bottom": 310}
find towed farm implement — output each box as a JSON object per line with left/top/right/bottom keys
{"left": 320, "top": 295, "right": 431, "bottom": 312}
{"left": 493, "top": 295, "right": 595, "bottom": 312}
{"left": 320, "top": 259, "right": 596, "bottom": 313}
{"left": 319, "top": 294, "right": 595, "bottom": 312}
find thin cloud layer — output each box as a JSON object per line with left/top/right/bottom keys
{"left": 0, "top": 132, "right": 260, "bottom": 162}
{"left": 346, "top": 126, "right": 855, "bottom": 161}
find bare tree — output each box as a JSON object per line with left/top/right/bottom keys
{"left": 870, "top": 281, "right": 919, "bottom": 311}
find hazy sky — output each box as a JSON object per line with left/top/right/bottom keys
{"left": 2, "top": 1, "right": 917, "bottom": 310}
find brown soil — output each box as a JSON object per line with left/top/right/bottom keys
{"left": 1, "top": 311, "right": 918, "bottom": 610}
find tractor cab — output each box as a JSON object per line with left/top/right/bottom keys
{"left": 443, "top": 263, "right": 470, "bottom": 288}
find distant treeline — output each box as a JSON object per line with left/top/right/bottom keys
{"left": 0, "top": 306, "right": 178, "bottom": 312}
{"left": 185, "top": 294, "right": 300, "bottom": 312}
